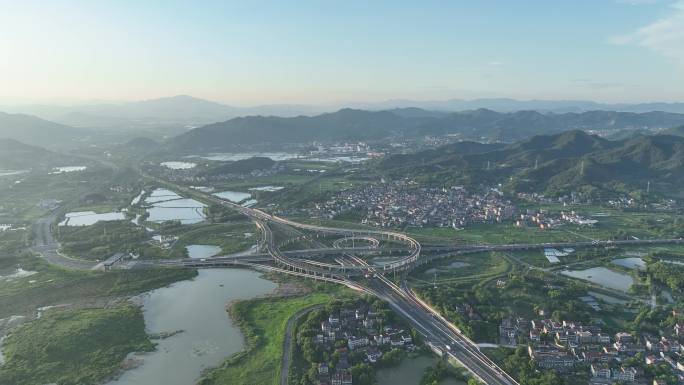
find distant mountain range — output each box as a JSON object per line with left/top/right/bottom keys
{"left": 0, "top": 138, "right": 80, "bottom": 169}
{"left": 353, "top": 98, "right": 684, "bottom": 114}
{"left": 168, "top": 108, "right": 684, "bottom": 152}
{"left": 4, "top": 95, "right": 684, "bottom": 131}
{"left": 4, "top": 97, "right": 684, "bottom": 152}
{"left": 168, "top": 109, "right": 416, "bottom": 151}
{"left": 0, "top": 112, "right": 88, "bottom": 149}
{"left": 0, "top": 95, "right": 330, "bottom": 130}
{"left": 376, "top": 130, "right": 684, "bottom": 197}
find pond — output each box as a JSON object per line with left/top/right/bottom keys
{"left": 612, "top": 257, "right": 646, "bottom": 270}
{"left": 145, "top": 189, "right": 206, "bottom": 224}
{"left": 376, "top": 355, "right": 465, "bottom": 385}
{"left": 561, "top": 267, "right": 634, "bottom": 292}
{"left": 186, "top": 245, "right": 222, "bottom": 259}
{"left": 146, "top": 206, "right": 205, "bottom": 225}
{"left": 160, "top": 161, "right": 196, "bottom": 170}
{"left": 144, "top": 189, "right": 182, "bottom": 204}
{"left": 59, "top": 211, "right": 126, "bottom": 226}
{"left": 587, "top": 291, "right": 629, "bottom": 305}
{"left": 213, "top": 191, "right": 252, "bottom": 203}
{"left": 107, "top": 269, "right": 276, "bottom": 385}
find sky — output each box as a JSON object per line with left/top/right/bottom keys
{"left": 1, "top": 0, "right": 683, "bottom": 106}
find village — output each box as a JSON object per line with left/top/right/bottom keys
{"left": 296, "top": 299, "right": 417, "bottom": 385}
{"left": 500, "top": 316, "right": 684, "bottom": 385}
{"left": 310, "top": 183, "right": 517, "bottom": 228}
{"left": 311, "top": 182, "right": 604, "bottom": 232}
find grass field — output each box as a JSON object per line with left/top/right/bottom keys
{"left": 0, "top": 304, "right": 153, "bottom": 385}
{"left": 175, "top": 222, "right": 257, "bottom": 255}
{"left": 0, "top": 255, "right": 196, "bottom": 318}
{"left": 410, "top": 252, "right": 511, "bottom": 286}
{"left": 200, "top": 285, "right": 350, "bottom": 385}
{"left": 0, "top": 166, "right": 141, "bottom": 224}
{"left": 58, "top": 221, "right": 147, "bottom": 261}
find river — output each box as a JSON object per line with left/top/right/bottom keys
{"left": 107, "top": 269, "right": 276, "bottom": 385}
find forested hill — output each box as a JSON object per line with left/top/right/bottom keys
{"left": 167, "top": 108, "right": 684, "bottom": 152}
{"left": 168, "top": 109, "right": 416, "bottom": 152}
{"left": 375, "top": 130, "right": 684, "bottom": 197}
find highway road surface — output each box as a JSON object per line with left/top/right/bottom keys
{"left": 31, "top": 215, "right": 97, "bottom": 270}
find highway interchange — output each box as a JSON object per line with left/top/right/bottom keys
{"left": 164, "top": 183, "right": 684, "bottom": 385}
{"left": 34, "top": 174, "right": 684, "bottom": 385}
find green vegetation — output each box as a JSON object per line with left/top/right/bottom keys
{"left": 175, "top": 222, "right": 257, "bottom": 255}
{"left": 377, "top": 130, "right": 684, "bottom": 198}
{"left": 0, "top": 254, "right": 196, "bottom": 318}
{"left": 419, "top": 360, "right": 472, "bottom": 385}
{"left": 415, "top": 269, "right": 606, "bottom": 341}
{"left": 487, "top": 346, "right": 586, "bottom": 385}
{"left": 410, "top": 252, "right": 510, "bottom": 286}
{"left": 0, "top": 164, "right": 143, "bottom": 224}
{"left": 290, "top": 296, "right": 415, "bottom": 385}
{"left": 0, "top": 304, "right": 153, "bottom": 385}
{"left": 58, "top": 221, "right": 147, "bottom": 261}
{"left": 168, "top": 109, "right": 684, "bottom": 156}
{"left": 200, "top": 285, "right": 349, "bottom": 385}
{"left": 627, "top": 306, "right": 684, "bottom": 336}
{"left": 646, "top": 260, "right": 684, "bottom": 293}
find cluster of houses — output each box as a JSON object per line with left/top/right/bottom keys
{"left": 514, "top": 209, "right": 598, "bottom": 229}
{"left": 500, "top": 317, "right": 684, "bottom": 384}
{"left": 313, "top": 304, "right": 415, "bottom": 385}
{"left": 516, "top": 192, "right": 590, "bottom": 205}
{"left": 311, "top": 182, "right": 516, "bottom": 229}
{"left": 518, "top": 192, "right": 680, "bottom": 213}
{"left": 607, "top": 196, "right": 680, "bottom": 212}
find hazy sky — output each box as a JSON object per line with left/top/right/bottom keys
{"left": 1, "top": 0, "right": 683, "bottom": 105}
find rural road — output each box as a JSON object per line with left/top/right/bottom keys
{"left": 279, "top": 303, "right": 325, "bottom": 385}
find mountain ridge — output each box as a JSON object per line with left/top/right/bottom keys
{"left": 376, "top": 130, "right": 684, "bottom": 197}
{"left": 168, "top": 108, "right": 684, "bottom": 152}
{"left": 0, "top": 112, "right": 87, "bottom": 149}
